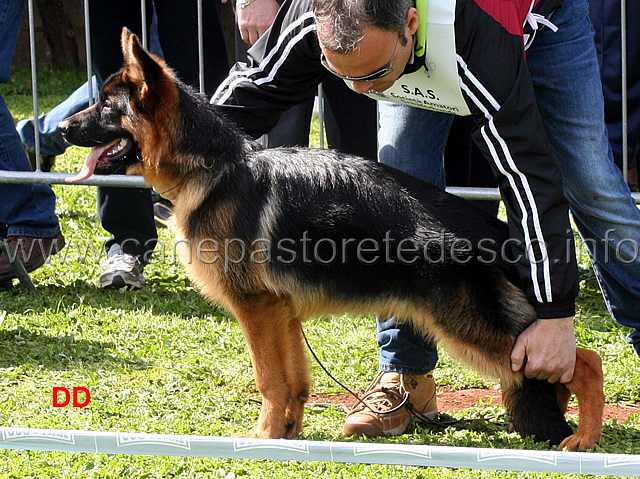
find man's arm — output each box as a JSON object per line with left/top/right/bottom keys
{"left": 455, "top": 0, "right": 579, "bottom": 381}
{"left": 212, "top": 0, "right": 328, "bottom": 138}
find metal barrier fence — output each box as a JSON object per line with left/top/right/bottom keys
{"left": 1, "top": 0, "right": 637, "bottom": 202}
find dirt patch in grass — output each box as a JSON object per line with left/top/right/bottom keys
{"left": 309, "top": 386, "right": 640, "bottom": 422}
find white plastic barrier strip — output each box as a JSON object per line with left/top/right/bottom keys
{"left": 1, "top": 427, "right": 640, "bottom": 476}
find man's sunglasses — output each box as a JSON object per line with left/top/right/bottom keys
{"left": 320, "top": 36, "right": 399, "bottom": 82}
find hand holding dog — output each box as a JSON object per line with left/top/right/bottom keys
{"left": 511, "top": 317, "right": 576, "bottom": 384}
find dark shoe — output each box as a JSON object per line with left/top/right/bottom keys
{"left": 343, "top": 371, "right": 438, "bottom": 437}
{"left": 99, "top": 253, "right": 145, "bottom": 289}
{"left": 627, "top": 167, "right": 638, "bottom": 192}
{"left": 24, "top": 146, "right": 56, "bottom": 172}
{"left": 0, "top": 232, "right": 65, "bottom": 282}
{"left": 153, "top": 199, "right": 173, "bottom": 228}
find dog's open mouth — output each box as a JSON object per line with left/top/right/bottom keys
{"left": 66, "top": 137, "right": 135, "bottom": 182}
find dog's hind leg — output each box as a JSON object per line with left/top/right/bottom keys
{"left": 503, "top": 348, "right": 604, "bottom": 451}
{"left": 502, "top": 375, "right": 573, "bottom": 447}
{"left": 231, "top": 294, "right": 309, "bottom": 439}
{"left": 556, "top": 348, "right": 604, "bottom": 451}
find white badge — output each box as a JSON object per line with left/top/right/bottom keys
{"left": 362, "top": 0, "right": 471, "bottom": 116}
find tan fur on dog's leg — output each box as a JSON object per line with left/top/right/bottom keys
{"left": 557, "top": 348, "right": 604, "bottom": 451}
{"left": 232, "top": 295, "right": 307, "bottom": 439}
{"left": 281, "top": 320, "right": 310, "bottom": 437}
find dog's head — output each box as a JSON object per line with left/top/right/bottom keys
{"left": 62, "top": 28, "right": 180, "bottom": 182}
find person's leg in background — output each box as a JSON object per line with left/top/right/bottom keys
{"left": 154, "top": 0, "right": 229, "bottom": 95}
{"left": 340, "top": 103, "right": 451, "bottom": 437}
{"left": 0, "top": 0, "right": 64, "bottom": 286}
{"left": 589, "top": 0, "right": 640, "bottom": 191}
{"left": 528, "top": 0, "right": 640, "bottom": 356}
{"left": 88, "top": 0, "right": 156, "bottom": 289}
{"left": 89, "top": 0, "right": 229, "bottom": 288}
{"left": 444, "top": 116, "right": 499, "bottom": 216}
{"left": 321, "top": 74, "right": 378, "bottom": 161}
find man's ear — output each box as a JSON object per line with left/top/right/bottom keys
{"left": 406, "top": 7, "right": 420, "bottom": 36}
{"left": 120, "top": 27, "right": 165, "bottom": 99}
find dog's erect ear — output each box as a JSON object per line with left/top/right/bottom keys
{"left": 120, "top": 27, "right": 165, "bottom": 99}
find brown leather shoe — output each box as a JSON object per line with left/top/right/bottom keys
{"left": 0, "top": 232, "right": 65, "bottom": 282}
{"left": 343, "top": 371, "right": 437, "bottom": 437}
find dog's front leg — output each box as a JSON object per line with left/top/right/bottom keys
{"left": 232, "top": 295, "right": 308, "bottom": 439}
{"left": 282, "top": 318, "right": 310, "bottom": 437}
{"left": 556, "top": 348, "right": 604, "bottom": 451}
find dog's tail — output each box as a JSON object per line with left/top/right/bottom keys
{"left": 503, "top": 377, "right": 573, "bottom": 446}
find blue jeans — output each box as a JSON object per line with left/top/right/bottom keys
{"left": 16, "top": 77, "right": 97, "bottom": 158}
{"left": 376, "top": 109, "right": 453, "bottom": 374}
{"left": 0, "top": 0, "right": 59, "bottom": 239}
{"left": 376, "top": 0, "right": 640, "bottom": 368}
{"left": 529, "top": 0, "right": 640, "bottom": 356}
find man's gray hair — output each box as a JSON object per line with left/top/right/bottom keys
{"left": 312, "top": 0, "right": 415, "bottom": 54}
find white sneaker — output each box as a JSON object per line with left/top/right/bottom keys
{"left": 99, "top": 253, "right": 145, "bottom": 289}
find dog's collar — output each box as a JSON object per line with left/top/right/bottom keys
{"left": 153, "top": 180, "right": 184, "bottom": 203}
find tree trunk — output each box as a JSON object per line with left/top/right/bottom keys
{"left": 35, "top": 0, "right": 80, "bottom": 69}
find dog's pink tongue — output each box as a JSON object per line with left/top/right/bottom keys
{"left": 65, "top": 141, "right": 117, "bottom": 182}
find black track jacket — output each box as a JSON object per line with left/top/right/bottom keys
{"left": 212, "top": 0, "right": 579, "bottom": 319}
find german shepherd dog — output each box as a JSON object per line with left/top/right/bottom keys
{"left": 60, "top": 29, "right": 604, "bottom": 451}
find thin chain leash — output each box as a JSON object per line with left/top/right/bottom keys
{"left": 301, "top": 326, "right": 457, "bottom": 427}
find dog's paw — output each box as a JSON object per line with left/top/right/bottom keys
{"left": 231, "top": 432, "right": 258, "bottom": 438}
{"left": 250, "top": 424, "right": 291, "bottom": 439}
{"left": 557, "top": 432, "right": 601, "bottom": 452}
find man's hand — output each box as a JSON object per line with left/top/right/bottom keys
{"left": 237, "top": 0, "right": 280, "bottom": 45}
{"left": 510, "top": 317, "right": 576, "bottom": 384}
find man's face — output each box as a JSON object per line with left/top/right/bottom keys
{"left": 318, "top": 8, "right": 419, "bottom": 94}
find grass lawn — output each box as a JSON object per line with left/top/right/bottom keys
{"left": 1, "top": 68, "right": 639, "bottom": 478}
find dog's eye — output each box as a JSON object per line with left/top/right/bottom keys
{"left": 103, "top": 100, "right": 113, "bottom": 109}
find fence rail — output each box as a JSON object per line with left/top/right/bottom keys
{"left": 3, "top": 0, "right": 634, "bottom": 202}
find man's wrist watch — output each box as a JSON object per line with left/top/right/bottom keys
{"left": 236, "top": 0, "right": 259, "bottom": 8}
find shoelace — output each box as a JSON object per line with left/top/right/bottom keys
{"left": 351, "top": 382, "right": 411, "bottom": 416}
{"left": 302, "top": 329, "right": 457, "bottom": 426}
{"left": 102, "top": 254, "right": 139, "bottom": 269}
